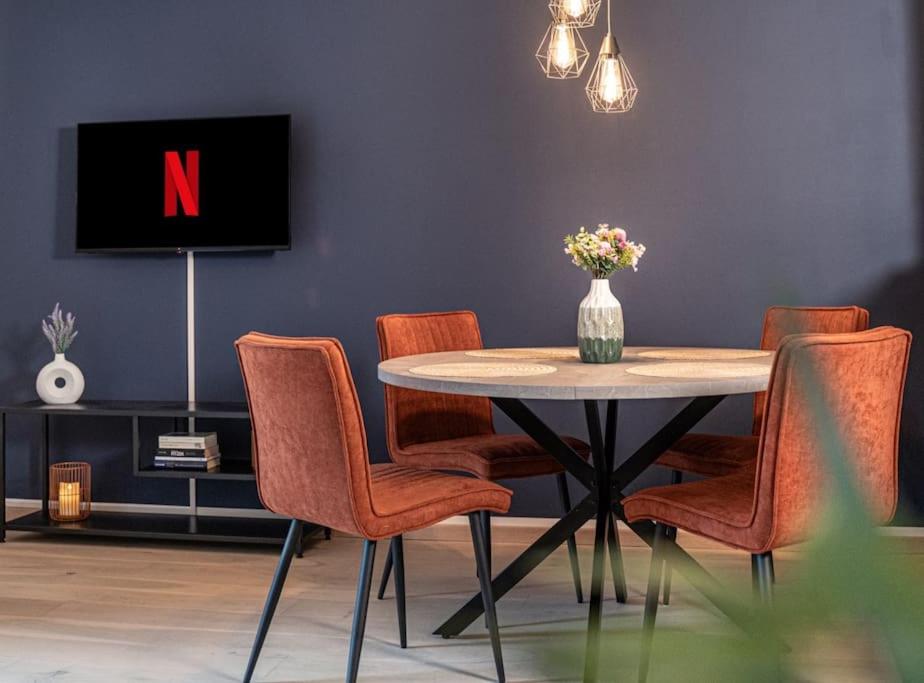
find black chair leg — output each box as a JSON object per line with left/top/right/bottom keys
{"left": 470, "top": 513, "right": 506, "bottom": 683}
{"left": 479, "top": 510, "right": 492, "bottom": 629}
{"left": 480, "top": 510, "right": 493, "bottom": 577}
{"left": 661, "top": 526, "right": 677, "bottom": 605}
{"left": 639, "top": 524, "right": 668, "bottom": 683}
{"left": 606, "top": 512, "right": 628, "bottom": 603}
{"left": 346, "top": 539, "right": 377, "bottom": 683}
{"left": 376, "top": 540, "right": 394, "bottom": 600}
{"left": 392, "top": 535, "right": 407, "bottom": 648}
{"left": 752, "top": 551, "right": 774, "bottom": 604}
{"left": 556, "top": 472, "right": 585, "bottom": 603}
{"left": 662, "top": 470, "right": 683, "bottom": 605}
{"left": 752, "top": 551, "right": 779, "bottom": 676}
{"left": 243, "top": 519, "right": 302, "bottom": 683}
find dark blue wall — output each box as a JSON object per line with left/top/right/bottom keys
{"left": 1, "top": 0, "right": 922, "bottom": 519}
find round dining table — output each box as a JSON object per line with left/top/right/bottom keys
{"left": 378, "top": 345, "right": 774, "bottom": 682}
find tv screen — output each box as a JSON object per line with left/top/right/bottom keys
{"left": 76, "top": 114, "right": 290, "bottom": 252}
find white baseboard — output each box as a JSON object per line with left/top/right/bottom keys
{"left": 6, "top": 499, "right": 923, "bottom": 548}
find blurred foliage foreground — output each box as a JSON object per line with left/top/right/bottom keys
{"left": 542, "top": 366, "right": 924, "bottom": 682}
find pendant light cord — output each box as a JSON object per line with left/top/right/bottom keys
{"left": 607, "top": 0, "right": 611, "bottom": 34}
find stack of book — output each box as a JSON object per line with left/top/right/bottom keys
{"left": 155, "top": 432, "right": 221, "bottom": 472}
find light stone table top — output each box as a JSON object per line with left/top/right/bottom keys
{"left": 378, "top": 346, "right": 774, "bottom": 401}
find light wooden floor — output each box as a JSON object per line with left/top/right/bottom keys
{"left": 0, "top": 510, "right": 917, "bottom": 683}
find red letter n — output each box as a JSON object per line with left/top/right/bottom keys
{"left": 164, "top": 150, "right": 200, "bottom": 217}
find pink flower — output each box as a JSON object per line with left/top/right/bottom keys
{"left": 611, "top": 227, "right": 627, "bottom": 242}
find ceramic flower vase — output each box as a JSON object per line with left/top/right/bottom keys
{"left": 578, "top": 278, "right": 624, "bottom": 363}
{"left": 36, "top": 353, "right": 85, "bottom": 404}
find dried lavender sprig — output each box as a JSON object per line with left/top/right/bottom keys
{"left": 41, "top": 303, "right": 78, "bottom": 354}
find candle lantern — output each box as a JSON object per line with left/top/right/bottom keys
{"left": 49, "top": 462, "right": 91, "bottom": 522}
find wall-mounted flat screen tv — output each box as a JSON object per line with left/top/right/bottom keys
{"left": 77, "top": 114, "right": 290, "bottom": 252}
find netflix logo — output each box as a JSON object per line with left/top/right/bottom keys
{"left": 164, "top": 150, "right": 200, "bottom": 217}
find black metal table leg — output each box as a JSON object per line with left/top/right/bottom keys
{"left": 434, "top": 493, "right": 596, "bottom": 637}
{"left": 433, "top": 393, "right": 730, "bottom": 680}
{"left": 611, "top": 395, "right": 726, "bottom": 492}
{"left": 602, "top": 400, "right": 628, "bottom": 604}
{"left": 582, "top": 400, "right": 612, "bottom": 683}
{"left": 491, "top": 397, "right": 596, "bottom": 490}
{"left": 606, "top": 514, "right": 627, "bottom": 601}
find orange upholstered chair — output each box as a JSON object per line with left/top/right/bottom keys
{"left": 236, "top": 333, "right": 512, "bottom": 683}
{"left": 624, "top": 327, "right": 911, "bottom": 681}
{"left": 375, "top": 311, "right": 595, "bottom": 604}
{"left": 656, "top": 306, "right": 870, "bottom": 604}
{"left": 657, "top": 306, "right": 870, "bottom": 479}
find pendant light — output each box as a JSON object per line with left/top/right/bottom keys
{"left": 549, "top": 0, "right": 603, "bottom": 28}
{"left": 585, "top": 0, "right": 637, "bottom": 112}
{"left": 548, "top": 0, "right": 601, "bottom": 29}
{"left": 536, "top": 9, "right": 589, "bottom": 79}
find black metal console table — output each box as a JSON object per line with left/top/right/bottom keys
{"left": 0, "top": 400, "right": 322, "bottom": 549}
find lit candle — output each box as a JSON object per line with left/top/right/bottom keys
{"left": 58, "top": 481, "right": 81, "bottom": 520}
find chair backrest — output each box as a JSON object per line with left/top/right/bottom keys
{"left": 750, "top": 327, "right": 910, "bottom": 551}
{"left": 752, "top": 306, "right": 870, "bottom": 434}
{"left": 377, "top": 311, "right": 495, "bottom": 452}
{"left": 235, "top": 333, "right": 377, "bottom": 536}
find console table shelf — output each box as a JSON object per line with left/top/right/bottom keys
{"left": 7, "top": 510, "right": 294, "bottom": 544}
{"left": 0, "top": 399, "right": 251, "bottom": 419}
{"left": 0, "top": 399, "right": 322, "bottom": 549}
{"left": 136, "top": 460, "right": 256, "bottom": 480}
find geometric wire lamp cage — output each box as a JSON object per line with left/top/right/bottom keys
{"left": 585, "top": 1, "right": 638, "bottom": 112}
{"left": 585, "top": 35, "right": 638, "bottom": 112}
{"left": 548, "top": 0, "right": 602, "bottom": 28}
{"left": 49, "top": 461, "right": 91, "bottom": 522}
{"left": 536, "top": 14, "right": 589, "bottom": 79}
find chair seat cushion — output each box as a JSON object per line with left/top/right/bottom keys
{"left": 655, "top": 433, "right": 759, "bottom": 477}
{"left": 396, "top": 434, "right": 591, "bottom": 480}
{"left": 622, "top": 464, "right": 766, "bottom": 552}
{"left": 366, "top": 463, "right": 512, "bottom": 539}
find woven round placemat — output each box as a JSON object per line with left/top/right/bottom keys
{"left": 626, "top": 362, "right": 770, "bottom": 380}
{"left": 466, "top": 348, "right": 580, "bottom": 360}
{"left": 638, "top": 348, "right": 772, "bottom": 361}
{"left": 409, "top": 362, "right": 558, "bottom": 378}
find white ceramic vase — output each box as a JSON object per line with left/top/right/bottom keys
{"left": 577, "top": 278, "right": 624, "bottom": 363}
{"left": 36, "top": 353, "right": 85, "bottom": 404}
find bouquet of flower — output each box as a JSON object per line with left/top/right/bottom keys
{"left": 41, "top": 303, "right": 78, "bottom": 354}
{"left": 563, "top": 224, "right": 646, "bottom": 279}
